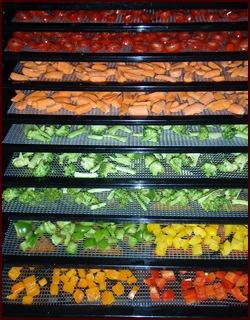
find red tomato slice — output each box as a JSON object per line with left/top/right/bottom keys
{"left": 238, "top": 39, "right": 248, "bottom": 51}
{"left": 68, "top": 11, "right": 85, "bottom": 22}
{"left": 228, "top": 37, "right": 241, "bottom": 46}
{"left": 196, "top": 271, "right": 206, "bottom": 278}
{"left": 53, "top": 10, "right": 70, "bottom": 19}
{"left": 50, "top": 43, "right": 62, "bottom": 52}
{"left": 87, "top": 11, "right": 102, "bottom": 22}
{"left": 27, "top": 40, "right": 38, "bottom": 49}
{"left": 36, "top": 42, "right": 50, "bottom": 51}
{"left": 105, "top": 43, "right": 122, "bottom": 52}
{"left": 122, "top": 13, "right": 133, "bottom": 23}
{"left": 37, "top": 11, "right": 53, "bottom": 22}
{"left": 181, "top": 279, "right": 192, "bottom": 291}
{"left": 150, "top": 41, "right": 164, "bottom": 52}
{"left": 132, "top": 10, "right": 143, "bottom": 19}
{"left": 195, "top": 286, "right": 207, "bottom": 301}
{"left": 28, "top": 10, "right": 37, "bottom": 17}
{"left": 224, "top": 43, "right": 236, "bottom": 52}
{"left": 243, "top": 284, "right": 248, "bottom": 296}
{"left": 140, "top": 13, "right": 153, "bottom": 23}
{"left": 210, "top": 33, "right": 225, "bottom": 44}
{"left": 205, "top": 13, "right": 220, "bottom": 21}
{"left": 158, "top": 35, "right": 171, "bottom": 44}
{"left": 121, "top": 36, "right": 133, "bottom": 46}
{"left": 89, "top": 42, "right": 102, "bottom": 52}
{"left": 70, "top": 33, "right": 85, "bottom": 42}
{"left": 158, "top": 10, "right": 171, "bottom": 20}
{"left": 144, "top": 278, "right": 155, "bottom": 286}
{"left": 132, "top": 35, "right": 144, "bottom": 45}
{"left": 77, "top": 39, "right": 91, "bottom": 47}
{"left": 131, "top": 44, "right": 149, "bottom": 53}
{"left": 227, "top": 12, "right": 240, "bottom": 21}
{"left": 160, "top": 270, "right": 176, "bottom": 281}
{"left": 155, "top": 278, "right": 167, "bottom": 289}
{"left": 222, "top": 278, "right": 235, "bottom": 289}
{"left": 149, "top": 286, "right": 161, "bottom": 300}
{"left": 163, "top": 42, "right": 182, "bottom": 53}
{"left": 194, "top": 32, "right": 208, "bottom": 40}
{"left": 178, "top": 32, "right": 191, "bottom": 40}
{"left": 106, "top": 14, "right": 117, "bottom": 22}
{"left": 235, "top": 274, "right": 248, "bottom": 287}
{"left": 231, "top": 286, "right": 248, "bottom": 302}
{"left": 174, "top": 12, "right": 185, "bottom": 23}
{"left": 233, "top": 31, "right": 243, "bottom": 38}
{"left": 181, "top": 289, "right": 197, "bottom": 305}
{"left": 15, "top": 11, "right": 33, "bottom": 21}
{"left": 205, "top": 40, "right": 221, "bottom": 51}
{"left": 185, "top": 13, "right": 195, "bottom": 22}
{"left": 162, "top": 289, "right": 175, "bottom": 301}
{"left": 239, "top": 10, "right": 248, "bottom": 18}
{"left": 63, "top": 42, "right": 76, "bottom": 52}
{"left": 188, "top": 39, "right": 204, "bottom": 50}
{"left": 7, "top": 37, "right": 24, "bottom": 52}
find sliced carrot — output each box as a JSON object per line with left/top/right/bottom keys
{"left": 22, "top": 67, "right": 44, "bottom": 78}
{"left": 170, "top": 101, "right": 180, "bottom": 109}
{"left": 76, "top": 96, "right": 96, "bottom": 107}
{"left": 155, "top": 75, "right": 176, "bottom": 82}
{"left": 227, "top": 103, "right": 245, "bottom": 115}
{"left": 10, "top": 72, "right": 29, "bottom": 81}
{"left": 183, "top": 72, "right": 193, "bottom": 82}
{"left": 84, "top": 93, "right": 99, "bottom": 101}
{"left": 32, "top": 98, "right": 55, "bottom": 110}
{"left": 208, "top": 61, "right": 222, "bottom": 71}
{"left": 165, "top": 101, "right": 172, "bottom": 115}
{"left": 75, "top": 103, "right": 93, "bottom": 115}
{"left": 170, "top": 102, "right": 189, "bottom": 113}
{"left": 123, "top": 72, "right": 145, "bottom": 81}
{"left": 115, "top": 69, "right": 127, "bottom": 82}
{"left": 169, "top": 68, "right": 182, "bottom": 78}
{"left": 187, "top": 92, "right": 204, "bottom": 100}
{"left": 92, "top": 63, "right": 108, "bottom": 71}
{"left": 119, "top": 103, "right": 129, "bottom": 115}
{"left": 105, "top": 68, "right": 117, "bottom": 77}
{"left": 53, "top": 96, "right": 71, "bottom": 104}
{"left": 142, "top": 69, "right": 155, "bottom": 77}
{"left": 195, "top": 69, "right": 205, "bottom": 76}
{"left": 128, "top": 105, "right": 148, "bottom": 116}
{"left": 151, "top": 100, "right": 166, "bottom": 114}
{"left": 213, "top": 92, "right": 225, "bottom": 100}
{"left": 213, "top": 76, "right": 225, "bottom": 82}
{"left": 96, "top": 100, "right": 110, "bottom": 113}
{"left": 46, "top": 103, "right": 62, "bottom": 113}
{"left": 89, "top": 76, "right": 107, "bottom": 82}
{"left": 183, "top": 102, "right": 204, "bottom": 115}
{"left": 151, "top": 64, "right": 166, "bottom": 75}
{"left": 201, "top": 65, "right": 212, "bottom": 72}
{"left": 178, "top": 92, "right": 189, "bottom": 101}
{"left": 238, "top": 66, "right": 248, "bottom": 77}
{"left": 203, "top": 69, "right": 221, "bottom": 79}
{"left": 62, "top": 103, "right": 78, "bottom": 112}
{"left": 11, "top": 91, "right": 26, "bottom": 102}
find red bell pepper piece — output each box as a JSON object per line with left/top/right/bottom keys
{"left": 144, "top": 277, "right": 155, "bottom": 286}
{"left": 182, "top": 289, "right": 197, "bottom": 305}
{"left": 160, "top": 270, "right": 176, "bottom": 281}
{"left": 181, "top": 279, "right": 192, "bottom": 291}
{"left": 222, "top": 278, "right": 235, "bottom": 290}
{"left": 193, "top": 276, "right": 206, "bottom": 287}
{"left": 243, "top": 283, "right": 248, "bottom": 296}
{"left": 149, "top": 270, "right": 159, "bottom": 279}
{"left": 235, "top": 274, "right": 248, "bottom": 287}
{"left": 213, "top": 282, "right": 228, "bottom": 300}
{"left": 195, "top": 285, "right": 207, "bottom": 301}
{"left": 224, "top": 271, "right": 240, "bottom": 285}
{"left": 149, "top": 286, "right": 161, "bottom": 300}
{"left": 215, "top": 271, "right": 225, "bottom": 279}
{"left": 205, "top": 284, "right": 216, "bottom": 299}
{"left": 155, "top": 277, "right": 167, "bottom": 289}
{"left": 195, "top": 271, "right": 206, "bottom": 278}
{"left": 231, "top": 286, "right": 248, "bottom": 302}
{"left": 206, "top": 272, "right": 216, "bottom": 283}
{"left": 162, "top": 289, "right": 175, "bottom": 301}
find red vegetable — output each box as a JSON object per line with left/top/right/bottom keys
{"left": 149, "top": 286, "right": 161, "bottom": 300}
{"left": 144, "top": 278, "right": 155, "bottom": 286}
{"left": 193, "top": 277, "right": 206, "bottom": 287}
{"left": 235, "top": 274, "right": 248, "bottom": 287}
{"left": 155, "top": 278, "right": 167, "bottom": 289}
{"left": 231, "top": 286, "right": 248, "bottom": 302}
{"left": 213, "top": 282, "right": 228, "bottom": 300}
{"left": 195, "top": 286, "right": 207, "bottom": 301}
{"left": 205, "top": 284, "right": 216, "bottom": 299}
{"left": 181, "top": 279, "right": 192, "bottom": 291}
{"left": 149, "top": 270, "right": 159, "bottom": 279}
{"left": 182, "top": 289, "right": 197, "bottom": 305}
{"left": 162, "top": 289, "right": 175, "bottom": 301}
{"left": 7, "top": 37, "right": 24, "bottom": 52}
{"left": 160, "top": 270, "right": 176, "bottom": 281}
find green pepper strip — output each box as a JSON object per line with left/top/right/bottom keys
{"left": 14, "top": 221, "right": 32, "bottom": 238}
{"left": 44, "top": 221, "right": 56, "bottom": 235}
{"left": 28, "top": 234, "right": 39, "bottom": 248}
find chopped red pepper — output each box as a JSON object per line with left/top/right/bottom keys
{"left": 206, "top": 272, "right": 216, "bottom": 283}
{"left": 162, "top": 289, "right": 175, "bottom": 301}
{"left": 193, "top": 276, "right": 206, "bottom": 287}
{"left": 205, "top": 284, "right": 216, "bottom": 299}
{"left": 224, "top": 271, "right": 240, "bottom": 285}
{"left": 243, "top": 284, "right": 248, "bottom": 296}
{"left": 222, "top": 278, "right": 235, "bottom": 290}
{"left": 182, "top": 289, "right": 197, "bottom": 305}
{"left": 144, "top": 277, "right": 155, "bottom": 286}
{"left": 181, "top": 279, "right": 192, "bottom": 291}
{"left": 149, "top": 270, "right": 159, "bottom": 279}
{"left": 231, "top": 286, "right": 248, "bottom": 302}
{"left": 149, "top": 286, "right": 161, "bottom": 300}
{"left": 195, "top": 285, "right": 207, "bottom": 301}
{"left": 215, "top": 271, "right": 225, "bottom": 279}
{"left": 235, "top": 274, "right": 248, "bottom": 287}
{"left": 160, "top": 270, "right": 176, "bottom": 281}
{"left": 195, "top": 271, "right": 206, "bottom": 279}
{"left": 155, "top": 278, "right": 167, "bottom": 289}
{"left": 213, "top": 282, "right": 228, "bottom": 300}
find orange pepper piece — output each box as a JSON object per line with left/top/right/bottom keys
{"left": 78, "top": 278, "right": 89, "bottom": 288}
{"left": 127, "top": 275, "right": 137, "bottom": 284}
{"left": 86, "top": 286, "right": 100, "bottom": 301}
{"left": 112, "top": 282, "right": 124, "bottom": 296}
{"left": 6, "top": 292, "right": 19, "bottom": 300}
{"left": 8, "top": 267, "right": 22, "bottom": 281}
{"left": 23, "top": 275, "right": 36, "bottom": 287}
{"left": 102, "top": 291, "right": 115, "bottom": 305}
{"left": 73, "top": 288, "right": 84, "bottom": 304}
{"left": 22, "top": 295, "right": 33, "bottom": 305}
{"left": 63, "top": 281, "right": 75, "bottom": 294}
{"left": 11, "top": 281, "right": 25, "bottom": 294}
{"left": 94, "top": 272, "right": 106, "bottom": 284}
{"left": 50, "top": 283, "right": 59, "bottom": 295}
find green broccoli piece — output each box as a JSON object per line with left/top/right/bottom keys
{"left": 198, "top": 190, "right": 230, "bottom": 212}
{"left": 217, "top": 158, "right": 238, "bottom": 173}
{"left": 80, "top": 157, "right": 97, "bottom": 171}
{"left": 66, "top": 188, "right": 82, "bottom": 198}
{"left": 169, "top": 157, "right": 182, "bottom": 174}
{"left": 198, "top": 126, "right": 209, "bottom": 141}
{"left": 144, "top": 154, "right": 157, "bottom": 167}
{"left": 28, "top": 153, "right": 54, "bottom": 169}
{"left": 160, "top": 189, "right": 176, "bottom": 204}
{"left": 107, "top": 125, "right": 131, "bottom": 134}
{"left": 68, "top": 126, "right": 87, "bottom": 139}
{"left": 32, "top": 161, "right": 51, "bottom": 177}
{"left": 64, "top": 163, "right": 76, "bottom": 177}
{"left": 90, "top": 125, "right": 108, "bottom": 135}
{"left": 12, "top": 152, "right": 31, "bottom": 168}
{"left": 109, "top": 154, "right": 132, "bottom": 166}
{"left": 44, "top": 188, "right": 63, "bottom": 202}
{"left": 73, "top": 191, "right": 99, "bottom": 206}
{"left": 169, "top": 190, "right": 189, "bottom": 207}
{"left": 149, "top": 160, "right": 165, "bottom": 176}
{"left": 2, "top": 188, "right": 23, "bottom": 202}
{"left": 233, "top": 153, "right": 248, "bottom": 172}
{"left": 179, "top": 154, "right": 192, "bottom": 166}
{"left": 29, "top": 189, "right": 44, "bottom": 202}
{"left": 232, "top": 199, "right": 248, "bottom": 206}
{"left": 116, "top": 166, "right": 136, "bottom": 175}
{"left": 58, "top": 153, "right": 81, "bottom": 165}
{"left": 170, "top": 125, "right": 189, "bottom": 137}
{"left": 187, "top": 189, "right": 204, "bottom": 201}
{"left": 200, "top": 162, "right": 217, "bottom": 178}
{"left": 45, "top": 125, "right": 56, "bottom": 137}
{"left": 141, "top": 126, "right": 161, "bottom": 142}
{"left": 55, "top": 125, "right": 71, "bottom": 136}
{"left": 103, "top": 134, "right": 128, "bottom": 143}
{"left": 222, "top": 125, "right": 236, "bottom": 140}
{"left": 17, "top": 188, "right": 35, "bottom": 203}
{"left": 147, "top": 189, "right": 161, "bottom": 201}
{"left": 186, "top": 153, "right": 200, "bottom": 167}
{"left": 25, "top": 124, "right": 52, "bottom": 142}
{"left": 99, "top": 162, "right": 117, "bottom": 178}
{"left": 107, "top": 189, "right": 133, "bottom": 208}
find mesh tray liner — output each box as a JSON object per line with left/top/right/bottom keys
{"left": 2, "top": 264, "right": 248, "bottom": 308}
{"left": 3, "top": 124, "right": 248, "bottom": 147}
{"left": 3, "top": 152, "right": 248, "bottom": 179}
{"left": 2, "top": 264, "right": 247, "bottom": 307}
{"left": 2, "top": 221, "right": 248, "bottom": 261}
{"left": 2, "top": 189, "right": 248, "bottom": 218}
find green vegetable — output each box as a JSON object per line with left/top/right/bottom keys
{"left": 98, "top": 239, "right": 110, "bottom": 250}
{"left": 55, "top": 125, "right": 71, "bottom": 137}
{"left": 90, "top": 202, "right": 106, "bottom": 210}
{"left": 27, "top": 234, "right": 39, "bottom": 248}
{"left": 66, "top": 242, "right": 78, "bottom": 255}
{"left": 127, "top": 236, "right": 138, "bottom": 248}
{"left": 28, "top": 152, "right": 54, "bottom": 169}
{"left": 20, "top": 240, "right": 29, "bottom": 252}
{"left": 44, "top": 188, "right": 63, "bottom": 202}
{"left": 169, "top": 190, "right": 189, "bottom": 207}
{"left": 169, "top": 157, "right": 182, "bottom": 174}
{"left": 200, "top": 162, "right": 217, "bottom": 177}
{"left": 44, "top": 221, "right": 56, "bottom": 235}
{"left": 233, "top": 153, "right": 248, "bottom": 172}
{"left": 217, "top": 158, "right": 238, "bottom": 173}
{"left": 68, "top": 126, "right": 87, "bottom": 139}
{"left": 144, "top": 154, "right": 157, "bottom": 167}
{"left": 56, "top": 221, "right": 71, "bottom": 229}
{"left": 141, "top": 126, "right": 162, "bottom": 142}
{"left": 12, "top": 152, "right": 31, "bottom": 168}
{"left": 25, "top": 124, "right": 52, "bottom": 142}
{"left": 74, "top": 172, "right": 99, "bottom": 178}
{"left": 143, "top": 230, "right": 155, "bottom": 242}
{"left": 198, "top": 126, "right": 209, "bottom": 141}
{"left": 149, "top": 160, "right": 165, "bottom": 176}
{"left": 72, "top": 232, "right": 84, "bottom": 241}
{"left": 116, "top": 228, "right": 125, "bottom": 240}
{"left": 14, "top": 221, "right": 32, "bottom": 238}
{"left": 34, "top": 223, "right": 45, "bottom": 235}
{"left": 103, "top": 134, "right": 128, "bottom": 143}
{"left": 83, "top": 238, "right": 97, "bottom": 249}
{"left": 99, "top": 162, "right": 117, "bottom": 178}
{"left": 90, "top": 125, "right": 108, "bottom": 135}
{"left": 51, "top": 234, "right": 63, "bottom": 246}
{"left": 17, "top": 188, "right": 34, "bottom": 204}
{"left": 87, "top": 134, "right": 104, "bottom": 140}
{"left": 60, "top": 223, "right": 75, "bottom": 236}
{"left": 32, "top": 161, "right": 51, "bottom": 177}
{"left": 2, "top": 188, "right": 23, "bottom": 202}
{"left": 108, "top": 125, "right": 131, "bottom": 134}
{"left": 64, "top": 163, "right": 76, "bottom": 177}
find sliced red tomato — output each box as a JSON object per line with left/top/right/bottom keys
{"left": 89, "top": 42, "right": 103, "bottom": 52}
{"left": 181, "top": 289, "right": 197, "bottom": 305}
{"left": 174, "top": 12, "right": 185, "bottom": 23}
{"left": 205, "top": 12, "right": 220, "bottom": 21}
{"left": 140, "top": 13, "right": 153, "bottom": 23}
{"left": 68, "top": 11, "right": 85, "bottom": 21}
{"left": 87, "top": 11, "right": 102, "bottom": 22}
{"left": 243, "top": 284, "right": 248, "bottom": 296}
{"left": 28, "top": 10, "right": 37, "bottom": 17}
{"left": 185, "top": 13, "right": 195, "bottom": 22}
{"left": 150, "top": 41, "right": 164, "bottom": 52}
{"left": 158, "top": 10, "right": 171, "bottom": 20}
{"left": 195, "top": 271, "right": 206, "bottom": 278}
{"left": 27, "top": 40, "right": 38, "bottom": 49}
{"left": 206, "top": 272, "right": 216, "bottom": 283}
{"left": 158, "top": 35, "right": 171, "bottom": 44}
{"left": 149, "top": 270, "right": 159, "bottom": 279}
{"left": 231, "top": 286, "right": 248, "bottom": 302}
{"left": 121, "top": 36, "right": 133, "bottom": 46}
{"left": 37, "top": 11, "right": 54, "bottom": 22}
{"left": 53, "top": 10, "right": 70, "bottom": 19}
{"left": 7, "top": 37, "right": 24, "bottom": 52}
{"left": 235, "top": 274, "right": 248, "bottom": 287}
{"left": 227, "top": 12, "right": 240, "bottom": 21}
{"left": 239, "top": 10, "right": 248, "bottom": 18}
{"left": 36, "top": 42, "right": 50, "bottom": 51}
{"left": 63, "top": 42, "right": 76, "bottom": 52}
{"left": 144, "top": 32, "right": 158, "bottom": 43}
{"left": 188, "top": 39, "right": 204, "bottom": 50}
{"left": 163, "top": 42, "right": 182, "bottom": 53}
{"left": 228, "top": 37, "right": 241, "bottom": 46}
{"left": 213, "top": 282, "right": 228, "bottom": 300}
{"left": 105, "top": 43, "right": 122, "bottom": 52}
{"left": 106, "top": 14, "right": 117, "bottom": 22}
{"left": 155, "top": 278, "right": 167, "bottom": 289}
{"left": 122, "top": 13, "right": 133, "bottom": 23}
{"left": 77, "top": 39, "right": 91, "bottom": 47}
{"left": 181, "top": 279, "right": 192, "bottom": 291}
{"left": 238, "top": 39, "right": 248, "bottom": 51}
{"left": 50, "top": 43, "right": 62, "bottom": 52}
{"left": 132, "top": 10, "right": 143, "bottom": 19}
{"left": 210, "top": 33, "right": 225, "bottom": 44}
{"left": 131, "top": 44, "right": 149, "bottom": 53}
{"left": 144, "top": 278, "right": 155, "bottom": 286}
{"left": 70, "top": 33, "right": 85, "bottom": 42}
{"left": 15, "top": 10, "right": 33, "bottom": 21}
{"left": 149, "top": 286, "right": 161, "bottom": 300}
{"left": 205, "top": 40, "right": 221, "bottom": 51}
{"left": 160, "top": 270, "right": 176, "bottom": 281}
{"left": 194, "top": 32, "right": 208, "bottom": 40}
{"left": 195, "top": 286, "right": 207, "bottom": 301}
{"left": 193, "top": 277, "right": 206, "bottom": 287}
{"left": 233, "top": 31, "right": 243, "bottom": 38}
{"left": 224, "top": 43, "right": 236, "bottom": 52}
{"left": 224, "top": 271, "right": 240, "bottom": 285}
{"left": 216, "top": 271, "right": 226, "bottom": 279}
{"left": 191, "top": 9, "right": 207, "bottom": 16}
{"left": 162, "top": 289, "right": 175, "bottom": 301}
{"left": 205, "top": 284, "right": 216, "bottom": 299}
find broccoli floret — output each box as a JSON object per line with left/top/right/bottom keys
{"left": 170, "top": 125, "right": 189, "bottom": 137}
{"left": 58, "top": 153, "right": 81, "bottom": 165}
{"left": 147, "top": 189, "right": 161, "bottom": 201}
{"left": 160, "top": 189, "right": 176, "bottom": 204}
{"left": 169, "top": 157, "right": 182, "bottom": 174}
{"left": 109, "top": 154, "right": 132, "bottom": 166}
{"left": 73, "top": 191, "right": 99, "bottom": 206}
{"left": 103, "top": 134, "right": 128, "bottom": 143}
{"left": 64, "top": 163, "right": 76, "bottom": 177}
{"left": 44, "top": 188, "right": 63, "bottom": 202}
{"left": 2, "top": 188, "right": 23, "bottom": 202}
{"left": 179, "top": 154, "right": 192, "bottom": 166}
{"left": 233, "top": 153, "right": 248, "bottom": 172}
{"left": 222, "top": 125, "right": 236, "bottom": 140}
{"left": 198, "top": 126, "right": 209, "bottom": 141}
{"left": 32, "top": 161, "right": 51, "bottom": 177}
{"left": 198, "top": 190, "right": 230, "bottom": 212}
{"left": 187, "top": 189, "right": 204, "bottom": 201}
{"left": 17, "top": 188, "right": 34, "bottom": 203}
{"left": 186, "top": 153, "right": 200, "bottom": 167}
{"left": 28, "top": 153, "right": 54, "bottom": 169}
{"left": 149, "top": 160, "right": 165, "bottom": 176}
{"left": 169, "top": 190, "right": 189, "bottom": 207}
{"left": 217, "top": 158, "right": 238, "bottom": 173}
{"left": 90, "top": 125, "right": 108, "bottom": 135}
{"left": 144, "top": 154, "right": 157, "bottom": 167}
{"left": 80, "top": 157, "right": 97, "bottom": 171}
{"left": 99, "top": 162, "right": 117, "bottom": 178}
{"left": 12, "top": 152, "right": 31, "bottom": 168}
{"left": 108, "top": 125, "right": 131, "bottom": 134}
{"left": 55, "top": 125, "right": 71, "bottom": 136}
{"left": 45, "top": 125, "right": 56, "bottom": 137}
{"left": 25, "top": 124, "right": 52, "bottom": 142}
{"left": 141, "top": 126, "right": 161, "bottom": 142}
{"left": 200, "top": 162, "right": 217, "bottom": 178}
{"left": 107, "top": 189, "right": 133, "bottom": 208}
{"left": 66, "top": 188, "right": 82, "bottom": 198}
{"left": 29, "top": 189, "right": 44, "bottom": 202}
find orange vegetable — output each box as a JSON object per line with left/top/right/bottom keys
{"left": 11, "top": 281, "right": 25, "bottom": 294}
{"left": 112, "top": 282, "right": 124, "bottom": 296}
{"left": 38, "top": 278, "right": 47, "bottom": 287}
{"left": 66, "top": 269, "right": 76, "bottom": 278}
{"left": 8, "top": 267, "right": 22, "bottom": 281}
{"left": 78, "top": 278, "right": 89, "bottom": 288}
{"left": 63, "top": 281, "right": 75, "bottom": 294}
{"left": 23, "top": 275, "right": 36, "bottom": 287}
{"left": 73, "top": 288, "right": 84, "bottom": 304}
{"left": 99, "top": 281, "right": 107, "bottom": 291}
{"left": 128, "top": 286, "right": 139, "bottom": 300}
{"left": 50, "top": 283, "right": 59, "bottom": 295}
{"left": 6, "top": 292, "right": 19, "bottom": 300}
{"left": 88, "top": 281, "right": 97, "bottom": 288}
{"left": 127, "top": 275, "right": 137, "bottom": 284}
{"left": 22, "top": 295, "right": 33, "bottom": 305}
{"left": 105, "top": 270, "right": 120, "bottom": 280}
{"left": 59, "top": 274, "right": 69, "bottom": 284}
{"left": 69, "top": 275, "right": 79, "bottom": 287}
{"left": 102, "top": 291, "right": 115, "bottom": 305}
{"left": 25, "top": 283, "right": 40, "bottom": 297}
{"left": 94, "top": 272, "right": 106, "bottom": 284}
{"left": 86, "top": 286, "right": 100, "bottom": 301}
{"left": 77, "top": 269, "right": 86, "bottom": 278}
{"left": 118, "top": 270, "right": 128, "bottom": 282}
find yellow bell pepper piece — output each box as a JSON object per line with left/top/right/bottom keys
{"left": 155, "top": 241, "right": 168, "bottom": 256}
{"left": 192, "top": 244, "right": 203, "bottom": 256}
{"left": 94, "top": 271, "right": 106, "bottom": 284}
{"left": 50, "top": 283, "right": 59, "bottom": 295}
{"left": 220, "top": 240, "right": 232, "bottom": 256}
{"left": 209, "top": 239, "right": 220, "bottom": 251}
{"left": 66, "top": 268, "right": 76, "bottom": 278}
{"left": 161, "top": 226, "right": 177, "bottom": 237}
{"left": 171, "top": 224, "right": 185, "bottom": 232}
{"left": 23, "top": 275, "right": 36, "bottom": 287}
{"left": 52, "top": 274, "right": 60, "bottom": 284}
{"left": 231, "top": 238, "right": 244, "bottom": 251}
{"left": 63, "top": 281, "right": 75, "bottom": 294}
{"left": 184, "top": 227, "right": 193, "bottom": 235}
{"left": 59, "top": 274, "right": 69, "bottom": 284}
{"left": 69, "top": 275, "right": 79, "bottom": 286}
{"left": 237, "top": 225, "right": 248, "bottom": 236}
{"left": 89, "top": 269, "right": 101, "bottom": 274}
{"left": 102, "top": 291, "right": 115, "bottom": 305}
{"left": 11, "top": 281, "right": 25, "bottom": 294}
{"left": 78, "top": 268, "right": 86, "bottom": 278}
{"left": 189, "top": 235, "right": 202, "bottom": 245}
{"left": 88, "top": 281, "right": 97, "bottom": 288}
{"left": 38, "top": 277, "right": 47, "bottom": 287}
{"left": 179, "top": 239, "right": 189, "bottom": 250}
{"left": 176, "top": 230, "right": 187, "bottom": 238}
{"left": 147, "top": 224, "right": 161, "bottom": 233}
{"left": 204, "top": 226, "right": 217, "bottom": 236}
{"left": 105, "top": 269, "right": 120, "bottom": 280}
{"left": 86, "top": 286, "right": 100, "bottom": 301}
{"left": 73, "top": 288, "right": 84, "bottom": 304}
{"left": 173, "top": 237, "right": 181, "bottom": 249}
{"left": 243, "top": 236, "right": 248, "bottom": 250}
{"left": 203, "top": 233, "right": 211, "bottom": 246}
{"left": 118, "top": 270, "right": 128, "bottom": 281}
{"left": 192, "top": 226, "right": 206, "bottom": 238}
{"left": 22, "top": 295, "right": 33, "bottom": 305}
{"left": 234, "top": 229, "right": 245, "bottom": 242}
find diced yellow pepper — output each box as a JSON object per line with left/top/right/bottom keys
{"left": 234, "top": 229, "right": 245, "bottom": 242}
{"left": 127, "top": 275, "right": 137, "bottom": 284}
{"left": 224, "top": 225, "right": 233, "bottom": 236}
{"left": 88, "top": 281, "right": 97, "bottom": 288}
{"left": 89, "top": 269, "right": 101, "bottom": 274}
{"left": 112, "top": 282, "right": 124, "bottom": 296}
{"left": 99, "top": 281, "right": 107, "bottom": 291}
{"left": 243, "top": 236, "right": 248, "bottom": 250}
{"left": 86, "top": 273, "right": 94, "bottom": 281}
{"left": 94, "top": 271, "right": 106, "bottom": 284}
{"left": 171, "top": 224, "right": 185, "bottom": 232}
{"left": 176, "top": 230, "right": 187, "bottom": 238}
{"left": 22, "top": 295, "right": 33, "bottom": 305}
{"left": 211, "top": 235, "right": 221, "bottom": 243}
{"left": 102, "top": 291, "right": 115, "bottom": 305}
{"left": 86, "top": 286, "right": 100, "bottom": 301}
{"left": 66, "top": 268, "right": 76, "bottom": 278}
{"left": 61, "top": 268, "right": 68, "bottom": 272}
{"left": 220, "top": 240, "right": 232, "bottom": 256}
{"left": 8, "top": 267, "right": 22, "bottom": 281}
{"left": 38, "top": 277, "right": 47, "bottom": 287}
{"left": 209, "top": 239, "right": 220, "bottom": 251}
{"left": 78, "top": 278, "right": 89, "bottom": 288}
{"left": 59, "top": 274, "right": 69, "bottom": 284}
{"left": 154, "top": 233, "right": 167, "bottom": 244}
{"left": 179, "top": 239, "right": 189, "bottom": 250}
{"left": 237, "top": 225, "right": 248, "bottom": 236}
{"left": 204, "top": 226, "right": 217, "bottom": 236}
{"left": 26, "top": 283, "right": 40, "bottom": 297}
{"left": 11, "top": 281, "right": 25, "bottom": 294}
{"left": 231, "top": 238, "right": 244, "bottom": 251}
{"left": 50, "top": 283, "right": 59, "bottom": 295}
{"left": 203, "top": 233, "right": 211, "bottom": 246}
{"left": 63, "top": 281, "right": 75, "bottom": 294}
{"left": 118, "top": 270, "right": 128, "bottom": 281}
{"left": 192, "top": 226, "right": 206, "bottom": 238}
{"left": 184, "top": 227, "right": 193, "bottom": 235}
{"left": 78, "top": 268, "right": 86, "bottom": 278}
{"left": 192, "top": 244, "right": 203, "bottom": 256}
{"left": 6, "top": 292, "right": 19, "bottom": 300}
{"left": 147, "top": 224, "right": 161, "bottom": 233}
{"left": 189, "top": 235, "right": 202, "bottom": 245}
{"left": 124, "top": 270, "right": 133, "bottom": 277}
{"left": 155, "top": 241, "right": 168, "bottom": 256}
{"left": 73, "top": 288, "right": 84, "bottom": 304}
{"left": 164, "top": 235, "right": 174, "bottom": 246}
{"left": 161, "top": 226, "right": 177, "bottom": 237}
{"left": 173, "top": 237, "right": 181, "bottom": 249}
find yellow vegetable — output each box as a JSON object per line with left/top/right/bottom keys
{"left": 102, "top": 291, "right": 115, "bottom": 305}
{"left": 63, "top": 281, "right": 75, "bottom": 294}
{"left": 234, "top": 229, "right": 245, "bottom": 242}
{"left": 22, "top": 295, "right": 33, "bottom": 305}
{"left": 127, "top": 275, "right": 137, "bottom": 284}
{"left": 118, "top": 270, "right": 128, "bottom": 281}
{"left": 112, "top": 282, "right": 124, "bottom": 296}
{"left": 73, "top": 288, "right": 84, "bottom": 304}
{"left": 203, "top": 233, "right": 211, "bottom": 245}
{"left": 155, "top": 241, "right": 168, "bottom": 256}
{"left": 243, "top": 236, "right": 248, "bottom": 250}
{"left": 25, "top": 283, "right": 40, "bottom": 297}
{"left": 38, "top": 278, "right": 47, "bottom": 287}
{"left": 8, "top": 267, "right": 22, "bottom": 281}
{"left": 231, "top": 238, "right": 244, "bottom": 251}
{"left": 179, "top": 239, "right": 189, "bottom": 250}
{"left": 189, "top": 235, "right": 202, "bottom": 245}
{"left": 6, "top": 292, "right": 19, "bottom": 300}
{"left": 69, "top": 275, "right": 79, "bottom": 286}
{"left": 161, "top": 226, "right": 177, "bottom": 237}
{"left": 94, "top": 271, "right": 106, "bottom": 284}
{"left": 192, "top": 244, "right": 203, "bottom": 256}
{"left": 205, "top": 226, "right": 217, "bottom": 236}
{"left": 66, "top": 268, "right": 76, "bottom": 278}
{"left": 50, "top": 283, "right": 59, "bottom": 295}
{"left": 209, "top": 239, "right": 220, "bottom": 251}
{"left": 86, "top": 286, "right": 100, "bottom": 301}
{"left": 105, "top": 269, "right": 120, "bottom": 280}
{"left": 173, "top": 237, "right": 182, "bottom": 249}
{"left": 11, "top": 281, "right": 25, "bottom": 294}
{"left": 220, "top": 240, "right": 232, "bottom": 256}
{"left": 78, "top": 268, "right": 86, "bottom": 278}
{"left": 192, "top": 226, "right": 206, "bottom": 238}
{"left": 128, "top": 286, "right": 139, "bottom": 300}
{"left": 99, "top": 281, "right": 107, "bottom": 291}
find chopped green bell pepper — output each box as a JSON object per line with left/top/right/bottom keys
{"left": 27, "top": 234, "right": 39, "bottom": 248}
{"left": 56, "top": 221, "right": 71, "bottom": 229}
{"left": 108, "top": 236, "right": 118, "bottom": 244}
{"left": 98, "top": 239, "right": 110, "bottom": 250}
{"left": 116, "top": 228, "right": 125, "bottom": 240}
{"left": 60, "top": 223, "right": 75, "bottom": 235}
{"left": 83, "top": 238, "right": 96, "bottom": 249}
{"left": 14, "top": 221, "right": 32, "bottom": 238}
{"left": 34, "top": 223, "right": 45, "bottom": 235}
{"left": 51, "top": 234, "right": 63, "bottom": 246}
{"left": 72, "top": 232, "right": 84, "bottom": 241}
{"left": 75, "top": 225, "right": 91, "bottom": 233}
{"left": 66, "top": 242, "right": 78, "bottom": 255}
{"left": 44, "top": 221, "right": 56, "bottom": 235}
{"left": 127, "top": 236, "right": 138, "bottom": 248}
{"left": 20, "top": 240, "right": 29, "bottom": 252}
